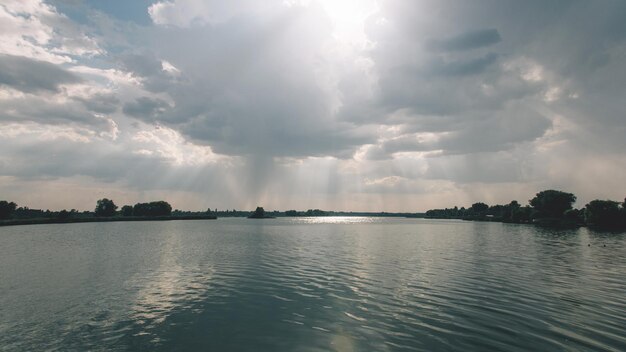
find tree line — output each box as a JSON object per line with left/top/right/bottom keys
{"left": 2, "top": 190, "right": 625, "bottom": 230}
{"left": 94, "top": 199, "right": 174, "bottom": 217}
{"left": 0, "top": 199, "right": 181, "bottom": 220}
{"left": 425, "top": 189, "right": 626, "bottom": 230}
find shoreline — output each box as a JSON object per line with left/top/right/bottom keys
{"left": 3, "top": 215, "right": 624, "bottom": 233}
{"left": 0, "top": 215, "right": 218, "bottom": 228}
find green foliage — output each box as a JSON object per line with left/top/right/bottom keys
{"left": 0, "top": 200, "right": 18, "bottom": 219}
{"left": 563, "top": 208, "right": 584, "bottom": 224}
{"left": 511, "top": 206, "right": 532, "bottom": 223}
{"left": 584, "top": 200, "right": 622, "bottom": 228}
{"left": 120, "top": 205, "right": 133, "bottom": 217}
{"left": 57, "top": 210, "right": 71, "bottom": 219}
{"left": 95, "top": 198, "right": 117, "bottom": 217}
{"left": 529, "top": 190, "right": 576, "bottom": 218}
{"left": 503, "top": 201, "right": 521, "bottom": 221}
{"left": 487, "top": 204, "right": 505, "bottom": 216}
{"left": 305, "top": 209, "right": 328, "bottom": 216}
{"left": 133, "top": 201, "right": 172, "bottom": 217}
{"left": 471, "top": 202, "right": 489, "bottom": 213}
{"left": 252, "top": 207, "right": 265, "bottom": 216}
{"left": 425, "top": 207, "right": 464, "bottom": 219}
{"left": 486, "top": 201, "right": 521, "bottom": 222}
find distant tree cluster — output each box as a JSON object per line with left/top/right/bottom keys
{"left": 529, "top": 190, "right": 576, "bottom": 219}
{"left": 425, "top": 189, "right": 626, "bottom": 230}
{"left": 0, "top": 201, "right": 17, "bottom": 219}
{"left": 0, "top": 198, "right": 212, "bottom": 224}
{"left": 121, "top": 205, "right": 133, "bottom": 217}
{"left": 2, "top": 190, "right": 625, "bottom": 232}
{"left": 95, "top": 198, "right": 118, "bottom": 217}
{"left": 425, "top": 200, "right": 533, "bottom": 223}
{"left": 1, "top": 201, "right": 86, "bottom": 221}
{"left": 130, "top": 201, "right": 172, "bottom": 217}
{"left": 584, "top": 199, "right": 625, "bottom": 229}
{"left": 284, "top": 209, "right": 329, "bottom": 217}
{"left": 251, "top": 207, "right": 266, "bottom": 217}
{"left": 92, "top": 198, "right": 177, "bottom": 218}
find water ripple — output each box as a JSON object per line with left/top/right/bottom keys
{"left": 0, "top": 219, "right": 625, "bottom": 351}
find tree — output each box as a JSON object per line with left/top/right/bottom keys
{"left": 564, "top": 208, "right": 584, "bottom": 224}
{"left": 305, "top": 209, "right": 328, "bottom": 216}
{"left": 121, "top": 205, "right": 133, "bottom": 217}
{"left": 503, "top": 200, "right": 521, "bottom": 221}
{"left": 488, "top": 204, "right": 505, "bottom": 217}
{"left": 529, "top": 190, "right": 576, "bottom": 218}
{"left": 0, "top": 200, "right": 17, "bottom": 219}
{"left": 95, "top": 198, "right": 117, "bottom": 217}
{"left": 133, "top": 201, "right": 172, "bottom": 217}
{"left": 470, "top": 202, "right": 489, "bottom": 215}
{"left": 471, "top": 202, "right": 489, "bottom": 213}
{"left": 511, "top": 206, "right": 532, "bottom": 223}
{"left": 249, "top": 206, "right": 274, "bottom": 218}
{"left": 57, "top": 210, "right": 71, "bottom": 219}
{"left": 252, "top": 207, "right": 265, "bottom": 217}
{"left": 585, "top": 200, "right": 622, "bottom": 228}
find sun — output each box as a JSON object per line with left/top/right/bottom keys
{"left": 291, "top": 0, "right": 379, "bottom": 44}
{"left": 320, "top": 0, "right": 378, "bottom": 41}
{"left": 318, "top": 0, "right": 377, "bottom": 24}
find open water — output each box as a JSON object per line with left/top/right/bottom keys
{"left": 1, "top": 218, "right": 625, "bottom": 351}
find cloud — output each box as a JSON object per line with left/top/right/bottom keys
{"left": 123, "top": 97, "right": 170, "bottom": 121}
{"left": 148, "top": 0, "right": 274, "bottom": 27}
{"left": 0, "top": 123, "right": 223, "bottom": 184}
{"left": 119, "top": 2, "right": 376, "bottom": 158}
{"left": 72, "top": 92, "right": 120, "bottom": 114}
{"left": 1, "top": 0, "right": 626, "bottom": 211}
{"left": 118, "top": 52, "right": 182, "bottom": 92}
{"left": 0, "top": 0, "right": 102, "bottom": 62}
{"left": 0, "top": 94, "right": 117, "bottom": 133}
{"left": 0, "top": 54, "right": 82, "bottom": 93}
{"left": 428, "top": 28, "right": 502, "bottom": 51}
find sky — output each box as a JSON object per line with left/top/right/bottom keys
{"left": 0, "top": 0, "right": 625, "bottom": 212}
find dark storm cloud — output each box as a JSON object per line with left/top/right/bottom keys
{"left": 344, "top": 1, "right": 596, "bottom": 162}
{"left": 423, "top": 152, "right": 530, "bottom": 184}
{"left": 435, "top": 110, "right": 551, "bottom": 155}
{"left": 123, "top": 97, "right": 170, "bottom": 121}
{"left": 0, "top": 135, "right": 226, "bottom": 192}
{"left": 429, "top": 28, "right": 501, "bottom": 51}
{"left": 428, "top": 53, "right": 498, "bottom": 77}
{"left": 119, "top": 52, "right": 163, "bottom": 77}
{"left": 73, "top": 92, "right": 120, "bottom": 114}
{"left": 117, "top": 5, "right": 376, "bottom": 158}
{"left": 0, "top": 96, "right": 114, "bottom": 131}
{"left": 0, "top": 54, "right": 82, "bottom": 93}
{"left": 364, "top": 107, "right": 551, "bottom": 160}
{"left": 118, "top": 52, "right": 180, "bottom": 92}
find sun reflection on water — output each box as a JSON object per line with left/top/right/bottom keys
{"left": 292, "top": 216, "right": 376, "bottom": 224}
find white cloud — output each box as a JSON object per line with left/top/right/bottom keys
{"left": 148, "top": 0, "right": 273, "bottom": 27}
{"left": 0, "top": 0, "right": 102, "bottom": 62}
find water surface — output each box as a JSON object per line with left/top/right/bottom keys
{"left": 1, "top": 218, "right": 625, "bottom": 351}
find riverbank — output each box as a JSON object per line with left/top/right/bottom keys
{"left": 0, "top": 215, "right": 217, "bottom": 227}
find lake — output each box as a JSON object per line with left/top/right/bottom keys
{"left": 1, "top": 218, "right": 625, "bottom": 351}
